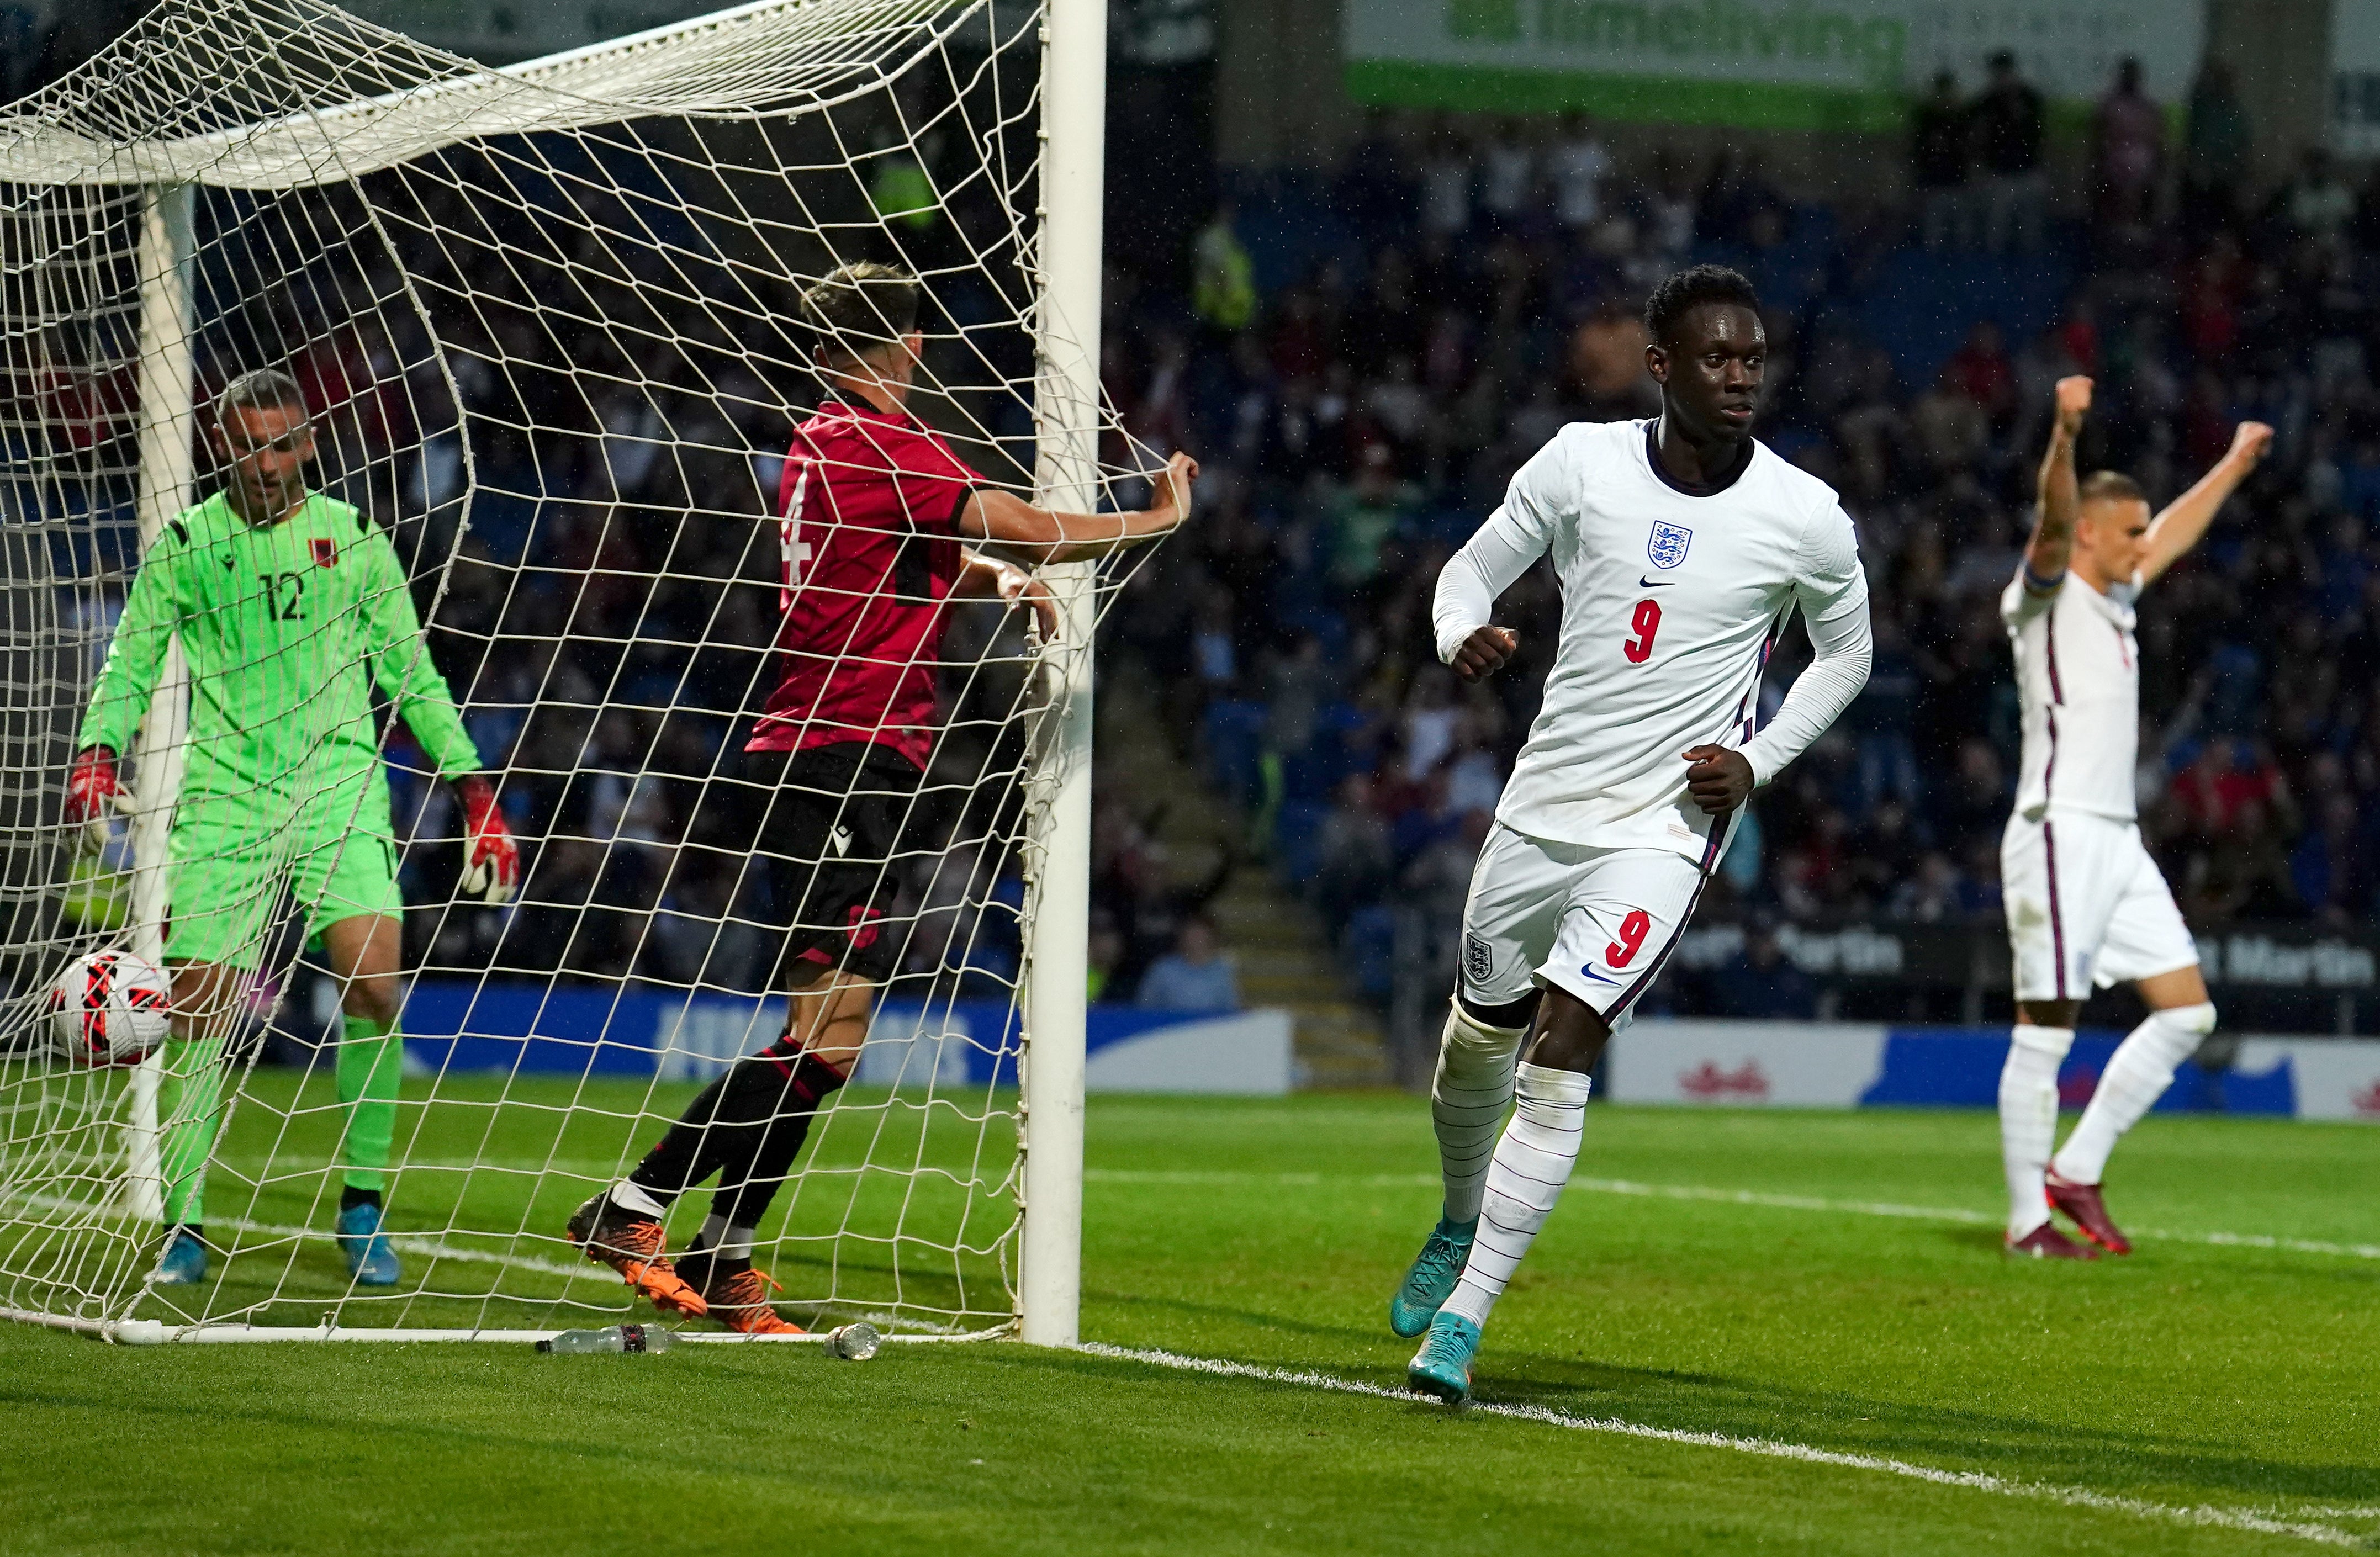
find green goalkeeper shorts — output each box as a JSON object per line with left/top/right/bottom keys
{"left": 163, "top": 791, "right": 403, "bottom": 969}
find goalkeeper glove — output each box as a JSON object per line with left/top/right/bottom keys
{"left": 455, "top": 775, "right": 520, "bottom": 905}
{"left": 64, "top": 746, "right": 119, "bottom": 851}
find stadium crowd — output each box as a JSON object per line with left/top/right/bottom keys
{"left": 43, "top": 55, "right": 2380, "bottom": 1025}
{"left": 1096, "top": 63, "right": 2380, "bottom": 1014}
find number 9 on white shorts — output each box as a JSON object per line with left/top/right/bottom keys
{"left": 1457, "top": 822, "right": 1722, "bottom": 1028}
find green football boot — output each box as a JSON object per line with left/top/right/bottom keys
{"left": 1388, "top": 1215, "right": 1476, "bottom": 1338}
{"left": 1407, "top": 1310, "right": 1482, "bottom": 1404}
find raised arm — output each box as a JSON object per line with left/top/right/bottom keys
{"left": 2138, "top": 421, "right": 2273, "bottom": 585}
{"left": 960, "top": 452, "right": 1197, "bottom": 563}
{"left": 2023, "top": 375, "right": 2093, "bottom": 593}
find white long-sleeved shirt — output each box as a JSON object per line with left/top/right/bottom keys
{"left": 2000, "top": 566, "right": 2141, "bottom": 823}
{"left": 1434, "top": 419, "right": 1873, "bottom": 860}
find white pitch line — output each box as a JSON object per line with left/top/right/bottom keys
{"left": 211, "top": 1215, "right": 591, "bottom": 1278}
{"left": 0, "top": 1188, "right": 592, "bottom": 1279}
{"left": 1081, "top": 1170, "right": 2380, "bottom": 1261}
{"left": 1078, "top": 1344, "right": 2366, "bottom": 1549}
{"left": 0, "top": 1189, "right": 984, "bottom": 1335}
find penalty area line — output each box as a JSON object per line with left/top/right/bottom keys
{"left": 1077, "top": 1344, "right": 2365, "bottom": 1548}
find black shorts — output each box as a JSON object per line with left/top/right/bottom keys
{"left": 743, "top": 742, "right": 924, "bottom": 986}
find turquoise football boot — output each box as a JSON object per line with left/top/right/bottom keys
{"left": 335, "top": 1203, "right": 403, "bottom": 1286}
{"left": 1388, "top": 1215, "right": 1476, "bottom": 1338}
{"left": 1407, "top": 1310, "right": 1482, "bottom": 1404}
{"left": 155, "top": 1226, "right": 207, "bottom": 1286}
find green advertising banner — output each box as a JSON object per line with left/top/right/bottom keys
{"left": 1344, "top": 0, "right": 2207, "bottom": 131}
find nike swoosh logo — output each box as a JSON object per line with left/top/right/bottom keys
{"left": 1579, "top": 966, "right": 1619, "bottom": 983}
{"left": 1638, "top": 575, "right": 1677, "bottom": 588}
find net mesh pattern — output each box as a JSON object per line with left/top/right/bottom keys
{"left": 0, "top": 0, "right": 1146, "bottom": 1337}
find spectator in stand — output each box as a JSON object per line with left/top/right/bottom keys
{"left": 1087, "top": 916, "right": 1125, "bottom": 1003}
{"left": 1477, "top": 117, "right": 1536, "bottom": 235}
{"left": 1696, "top": 147, "right": 1787, "bottom": 248}
{"left": 1191, "top": 202, "right": 1255, "bottom": 334}
{"left": 1313, "top": 774, "right": 1394, "bottom": 928}
{"left": 1972, "top": 51, "right": 2046, "bottom": 254}
{"left": 2182, "top": 59, "right": 2251, "bottom": 232}
{"left": 1912, "top": 71, "right": 1971, "bottom": 252}
{"left": 1136, "top": 916, "right": 1241, "bottom": 1013}
{"left": 1337, "top": 108, "right": 1418, "bottom": 244}
{"left": 1946, "top": 321, "right": 2018, "bottom": 426}
{"left": 2091, "top": 57, "right": 2165, "bottom": 229}
{"left": 190, "top": 93, "right": 2380, "bottom": 1034}
{"left": 1848, "top": 612, "right": 1923, "bottom": 814}
{"left": 1418, "top": 118, "right": 1475, "bottom": 240}
{"left": 1708, "top": 915, "right": 1818, "bottom": 1020}
{"left": 1640, "top": 150, "right": 1698, "bottom": 258}
{"left": 1547, "top": 112, "right": 1611, "bottom": 232}
{"left": 2272, "top": 148, "right": 2356, "bottom": 243}
{"left": 1889, "top": 851, "right": 1968, "bottom": 923}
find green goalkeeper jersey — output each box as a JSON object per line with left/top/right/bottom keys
{"left": 78, "top": 490, "right": 482, "bottom": 811}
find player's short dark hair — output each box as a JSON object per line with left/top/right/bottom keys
{"left": 800, "top": 261, "right": 919, "bottom": 369}
{"left": 214, "top": 368, "right": 306, "bottom": 428}
{"left": 1643, "top": 264, "right": 1762, "bottom": 349}
{"left": 2079, "top": 470, "right": 2147, "bottom": 506}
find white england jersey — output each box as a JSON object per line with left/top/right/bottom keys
{"left": 2001, "top": 569, "right": 2140, "bottom": 823}
{"left": 1434, "top": 419, "right": 1873, "bottom": 860}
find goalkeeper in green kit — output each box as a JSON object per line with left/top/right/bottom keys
{"left": 65, "top": 369, "right": 518, "bottom": 1289}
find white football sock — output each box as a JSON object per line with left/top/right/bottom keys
{"left": 609, "top": 1178, "right": 669, "bottom": 1219}
{"left": 687, "top": 1214, "right": 755, "bottom": 1262}
{"left": 1432, "top": 1005, "right": 1525, "bottom": 1224}
{"left": 1998, "top": 1025, "right": 2072, "bottom": 1239}
{"left": 2054, "top": 1003, "right": 2214, "bottom": 1185}
{"left": 1443, "top": 1062, "right": 1593, "bottom": 1328}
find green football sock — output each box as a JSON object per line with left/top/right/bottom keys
{"left": 158, "top": 1035, "right": 227, "bottom": 1227}
{"left": 336, "top": 1015, "right": 402, "bottom": 1193}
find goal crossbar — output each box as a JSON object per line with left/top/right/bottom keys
{"left": 0, "top": 0, "right": 979, "bottom": 190}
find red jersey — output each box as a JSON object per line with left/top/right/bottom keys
{"left": 749, "top": 400, "right": 979, "bottom": 768}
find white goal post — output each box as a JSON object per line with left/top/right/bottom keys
{"left": 0, "top": 0, "right": 1133, "bottom": 1344}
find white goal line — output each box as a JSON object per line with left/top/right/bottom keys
{"left": 0, "top": 1190, "right": 983, "bottom": 1338}
{"left": 0, "top": 1307, "right": 1004, "bottom": 1346}
{"left": 1077, "top": 1344, "right": 2368, "bottom": 1549}
{"left": 1081, "top": 1171, "right": 2380, "bottom": 1261}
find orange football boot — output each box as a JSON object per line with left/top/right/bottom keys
{"left": 565, "top": 1193, "right": 707, "bottom": 1317}
{"left": 700, "top": 1265, "right": 805, "bottom": 1336}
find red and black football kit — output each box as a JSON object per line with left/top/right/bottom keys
{"left": 746, "top": 398, "right": 981, "bottom": 984}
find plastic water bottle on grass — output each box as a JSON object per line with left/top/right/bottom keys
{"left": 824, "top": 1323, "right": 880, "bottom": 1360}
{"left": 537, "top": 1323, "right": 678, "bottom": 1354}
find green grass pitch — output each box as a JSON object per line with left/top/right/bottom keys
{"left": 5, "top": 1086, "right": 2376, "bottom": 1554}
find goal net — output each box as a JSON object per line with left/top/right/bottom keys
{"left": 0, "top": 0, "right": 1136, "bottom": 1342}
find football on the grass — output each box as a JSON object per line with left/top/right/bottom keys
{"left": 47, "top": 950, "right": 170, "bottom": 1065}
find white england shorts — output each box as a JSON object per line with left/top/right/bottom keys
{"left": 1457, "top": 820, "right": 1727, "bottom": 1026}
{"left": 2000, "top": 811, "right": 2198, "bottom": 1002}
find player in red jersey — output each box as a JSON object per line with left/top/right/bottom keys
{"left": 569, "top": 261, "right": 1195, "bottom": 1332}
